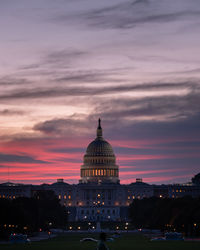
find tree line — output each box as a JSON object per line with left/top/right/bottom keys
{"left": 0, "top": 190, "right": 67, "bottom": 239}
{"left": 129, "top": 196, "right": 200, "bottom": 236}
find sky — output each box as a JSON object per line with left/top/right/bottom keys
{"left": 0, "top": 0, "right": 200, "bottom": 185}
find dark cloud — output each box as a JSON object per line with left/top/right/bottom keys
{"left": 163, "top": 67, "right": 200, "bottom": 76}
{"left": 16, "top": 49, "right": 90, "bottom": 81}
{"left": 0, "top": 153, "right": 47, "bottom": 164}
{"left": 0, "top": 80, "right": 198, "bottom": 100}
{"left": 0, "top": 77, "right": 30, "bottom": 86}
{"left": 55, "top": 0, "right": 200, "bottom": 29}
{"left": 19, "top": 64, "right": 41, "bottom": 70}
{"left": 114, "top": 144, "right": 199, "bottom": 156}
{"left": 88, "top": 88, "right": 200, "bottom": 133}
{"left": 44, "top": 50, "right": 87, "bottom": 65}
{"left": 49, "top": 147, "right": 84, "bottom": 153}
{"left": 55, "top": 68, "right": 128, "bottom": 84}
{"left": 123, "top": 158, "right": 200, "bottom": 171}
{"left": 0, "top": 109, "right": 25, "bottom": 116}
{"left": 31, "top": 85, "right": 200, "bottom": 140}
{"left": 51, "top": 157, "right": 82, "bottom": 164}
{"left": 33, "top": 116, "right": 92, "bottom": 136}
{"left": 33, "top": 106, "right": 200, "bottom": 150}
{"left": 108, "top": 112, "right": 200, "bottom": 141}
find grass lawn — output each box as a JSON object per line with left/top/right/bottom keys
{"left": 1, "top": 233, "right": 200, "bottom": 250}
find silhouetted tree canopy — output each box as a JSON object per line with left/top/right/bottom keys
{"left": 0, "top": 190, "right": 67, "bottom": 239}
{"left": 129, "top": 196, "right": 200, "bottom": 236}
{"left": 192, "top": 172, "right": 200, "bottom": 185}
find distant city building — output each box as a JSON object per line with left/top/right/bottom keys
{"left": 0, "top": 119, "right": 200, "bottom": 222}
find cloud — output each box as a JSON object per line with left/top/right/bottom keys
{"left": 93, "top": 88, "right": 200, "bottom": 123}
{"left": 0, "top": 76, "right": 30, "bottom": 86}
{"left": 54, "top": 0, "right": 200, "bottom": 29}
{"left": 49, "top": 147, "right": 85, "bottom": 153}
{"left": 17, "top": 49, "right": 89, "bottom": 79}
{"left": 33, "top": 116, "right": 92, "bottom": 136}
{"left": 163, "top": 67, "right": 200, "bottom": 76}
{"left": 55, "top": 68, "right": 127, "bottom": 84}
{"left": 44, "top": 49, "right": 87, "bottom": 65}
{"left": 30, "top": 83, "right": 200, "bottom": 140}
{"left": 0, "top": 153, "right": 47, "bottom": 164}
{"left": 0, "top": 109, "right": 25, "bottom": 116}
{"left": 0, "top": 80, "right": 198, "bottom": 100}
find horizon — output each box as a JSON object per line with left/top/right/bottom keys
{"left": 0, "top": 0, "right": 200, "bottom": 185}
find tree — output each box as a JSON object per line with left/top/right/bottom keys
{"left": 129, "top": 197, "right": 200, "bottom": 236}
{"left": 192, "top": 173, "right": 200, "bottom": 185}
{"left": 0, "top": 190, "right": 67, "bottom": 239}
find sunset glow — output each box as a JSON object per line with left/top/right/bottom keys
{"left": 0, "top": 0, "right": 200, "bottom": 185}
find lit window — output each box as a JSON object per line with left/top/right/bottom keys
{"left": 58, "top": 195, "right": 61, "bottom": 200}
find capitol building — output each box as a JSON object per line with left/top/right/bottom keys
{"left": 0, "top": 119, "right": 200, "bottom": 222}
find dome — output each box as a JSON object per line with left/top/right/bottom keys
{"left": 80, "top": 119, "right": 119, "bottom": 184}
{"left": 85, "top": 138, "right": 115, "bottom": 157}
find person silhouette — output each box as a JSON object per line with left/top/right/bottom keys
{"left": 80, "top": 232, "right": 111, "bottom": 249}
{"left": 97, "top": 232, "right": 109, "bottom": 250}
